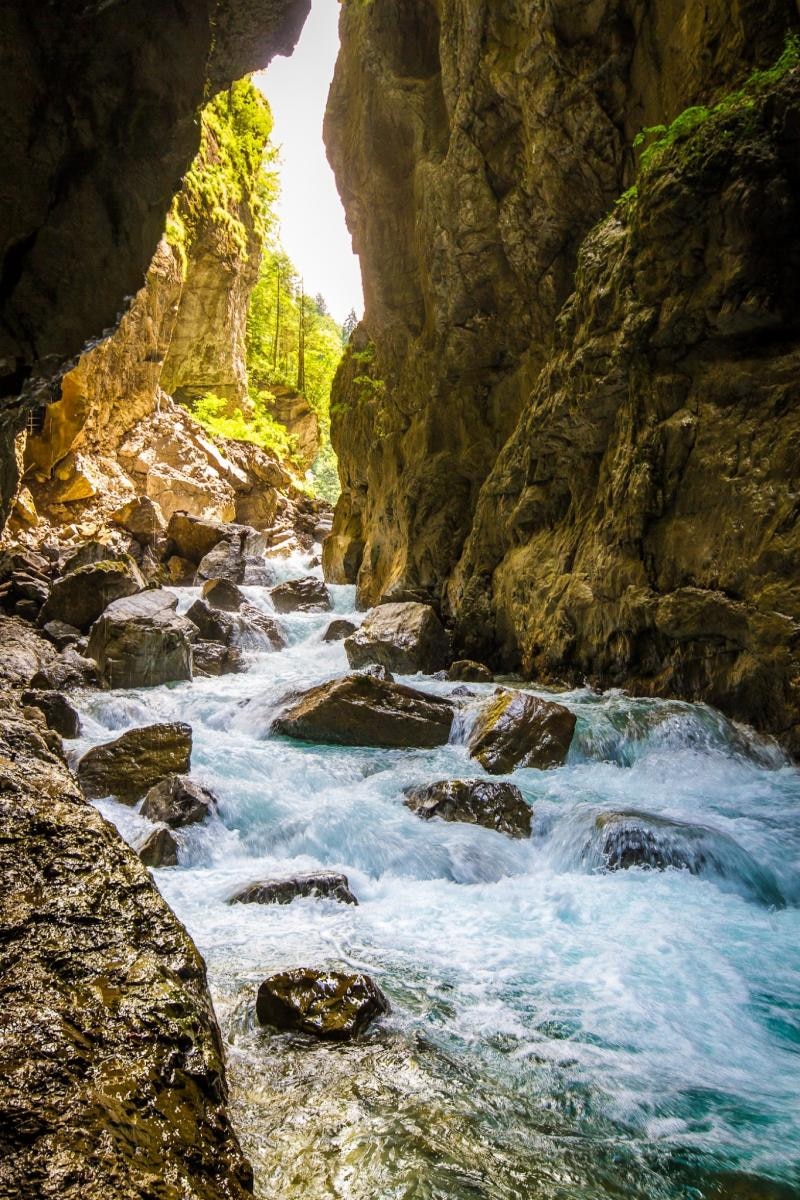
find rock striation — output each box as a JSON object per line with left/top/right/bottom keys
{"left": 324, "top": 0, "right": 800, "bottom": 748}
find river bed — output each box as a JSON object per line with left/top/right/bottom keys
{"left": 71, "top": 553, "right": 800, "bottom": 1199}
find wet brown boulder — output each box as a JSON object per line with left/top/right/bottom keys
{"left": 448, "top": 660, "right": 493, "bottom": 684}
{"left": 193, "top": 642, "right": 246, "bottom": 676}
{"left": 256, "top": 968, "right": 389, "bottom": 1040}
{"left": 39, "top": 560, "right": 144, "bottom": 631}
{"left": 273, "top": 673, "right": 454, "bottom": 749}
{"left": 404, "top": 779, "right": 531, "bottom": 839}
{"left": 138, "top": 826, "right": 179, "bottom": 868}
{"left": 229, "top": 871, "right": 358, "bottom": 907}
{"left": 140, "top": 775, "right": 217, "bottom": 828}
{"left": 344, "top": 602, "right": 449, "bottom": 674}
{"left": 322, "top": 617, "right": 357, "bottom": 642}
{"left": 187, "top": 598, "right": 237, "bottom": 645}
{"left": 270, "top": 576, "right": 331, "bottom": 614}
{"left": 87, "top": 590, "right": 194, "bottom": 688}
{"left": 202, "top": 577, "right": 246, "bottom": 611}
{"left": 77, "top": 722, "right": 192, "bottom": 803}
{"left": 20, "top": 690, "right": 81, "bottom": 739}
{"left": 467, "top": 689, "right": 576, "bottom": 774}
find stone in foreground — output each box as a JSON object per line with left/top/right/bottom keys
{"left": 404, "top": 779, "right": 531, "bottom": 838}
{"left": 468, "top": 689, "right": 576, "bottom": 773}
{"left": 39, "top": 559, "right": 143, "bottom": 631}
{"left": 229, "top": 871, "right": 358, "bottom": 907}
{"left": 448, "top": 659, "right": 493, "bottom": 683}
{"left": 140, "top": 775, "right": 217, "bottom": 828}
{"left": 77, "top": 722, "right": 192, "bottom": 803}
{"left": 138, "top": 826, "right": 179, "bottom": 868}
{"left": 344, "top": 601, "right": 449, "bottom": 674}
{"left": 256, "top": 968, "right": 389, "bottom": 1039}
{"left": 273, "top": 673, "right": 454, "bottom": 749}
{"left": 270, "top": 576, "right": 332, "bottom": 613}
{"left": 87, "top": 589, "right": 194, "bottom": 688}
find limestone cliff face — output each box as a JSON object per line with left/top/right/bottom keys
{"left": 0, "top": 0, "right": 310, "bottom": 519}
{"left": 17, "top": 82, "right": 306, "bottom": 541}
{"left": 326, "top": 0, "right": 800, "bottom": 744}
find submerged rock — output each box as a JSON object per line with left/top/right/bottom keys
{"left": 20, "top": 689, "right": 81, "bottom": 739}
{"left": 138, "top": 825, "right": 179, "bottom": 868}
{"left": 140, "top": 774, "right": 217, "bottom": 827}
{"left": 229, "top": 871, "right": 358, "bottom": 907}
{"left": 256, "top": 968, "right": 389, "bottom": 1039}
{"left": 468, "top": 689, "right": 576, "bottom": 773}
{"left": 273, "top": 673, "right": 454, "bottom": 749}
{"left": 77, "top": 722, "right": 192, "bottom": 803}
{"left": 344, "top": 601, "right": 449, "bottom": 674}
{"left": 87, "top": 589, "right": 194, "bottom": 688}
{"left": 404, "top": 779, "right": 531, "bottom": 839}
{"left": 448, "top": 660, "right": 493, "bottom": 683}
{"left": 322, "top": 617, "right": 357, "bottom": 642}
{"left": 39, "top": 559, "right": 144, "bottom": 631}
{"left": 202, "top": 577, "right": 246, "bottom": 611}
{"left": 588, "top": 810, "right": 786, "bottom": 907}
{"left": 270, "top": 576, "right": 332, "bottom": 613}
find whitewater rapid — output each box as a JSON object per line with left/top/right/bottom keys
{"left": 71, "top": 552, "right": 800, "bottom": 1199}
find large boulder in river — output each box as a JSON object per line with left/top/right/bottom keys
{"left": 229, "top": 871, "right": 358, "bottom": 907}
{"left": 78, "top": 722, "right": 192, "bottom": 803}
{"left": 273, "top": 673, "right": 454, "bottom": 749}
{"left": 192, "top": 641, "right": 245, "bottom": 676}
{"left": 448, "top": 659, "right": 493, "bottom": 683}
{"left": 404, "top": 779, "right": 531, "bottom": 838}
{"left": 323, "top": 618, "right": 357, "bottom": 643}
{"left": 186, "top": 598, "right": 236, "bottom": 645}
{"left": 140, "top": 775, "right": 217, "bottom": 828}
{"left": 256, "top": 968, "right": 389, "bottom": 1040}
{"left": 270, "top": 576, "right": 331, "bottom": 614}
{"left": 467, "top": 689, "right": 576, "bottom": 773}
{"left": 39, "top": 559, "right": 144, "bottom": 631}
{"left": 87, "top": 590, "right": 194, "bottom": 688}
{"left": 344, "top": 602, "right": 449, "bottom": 674}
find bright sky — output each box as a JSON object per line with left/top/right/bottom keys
{"left": 255, "top": 0, "right": 364, "bottom": 326}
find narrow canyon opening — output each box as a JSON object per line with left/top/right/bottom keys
{"left": 1, "top": 2, "right": 800, "bottom": 1199}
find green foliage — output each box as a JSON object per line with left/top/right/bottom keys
{"left": 167, "top": 79, "right": 278, "bottom": 271}
{"left": 191, "top": 391, "right": 298, "bottom": 463}
{"left": 632, "top": 35, "right": 800, "bottom": 176}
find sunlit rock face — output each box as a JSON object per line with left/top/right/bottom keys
{"left": 0, "top": 0, "right": 310, "bottom": 519}
{"left": 325, "top": 0, "right": 800, "bottom": 746}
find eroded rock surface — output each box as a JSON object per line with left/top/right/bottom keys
{"left": 0, "top": 706, "right": 251, "bottom": 1198}
{"left": 344, "top": 601, "right": 449, "bottom": 674}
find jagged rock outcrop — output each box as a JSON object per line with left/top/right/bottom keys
{"left": 0, "top": 0, "right": 310, "bottom": 525}
{"left": 325, "top": 0, "right": 800, "bottom": 746}
{"left": 0, "top": 704, "right": 252, "bottom": 1198}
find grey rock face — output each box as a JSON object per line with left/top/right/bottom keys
{"left": 87, "top": 589, "right": 194, "bottom": 688}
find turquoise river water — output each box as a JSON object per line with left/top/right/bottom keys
{"left": 70, "top": 552, "right": 800, "bottom": 1200}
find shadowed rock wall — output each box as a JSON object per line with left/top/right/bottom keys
{"left": 325, "top": 0, "right": 800, "bottom": 746}
{"left": 0, "top": 0, "right": 310, "bottom": 518}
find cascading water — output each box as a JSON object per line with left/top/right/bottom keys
{"left": 70, "top": 550, "right": 800, "bottom": 1200}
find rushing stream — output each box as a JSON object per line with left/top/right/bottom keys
{"left": 70, "top": 551, "right": 800, "bottom": 1200}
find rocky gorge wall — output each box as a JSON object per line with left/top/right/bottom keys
{"left": 0, "top": 0, "right": 310, "bottom": 522}
{"left": 325, "top": 0, "right": 800, "bottom": 748}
